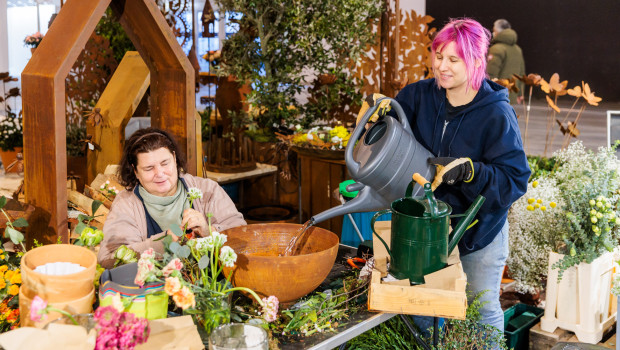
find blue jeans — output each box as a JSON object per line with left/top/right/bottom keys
{"left": 460, "top": 220, "right": 509, "bottom": 334}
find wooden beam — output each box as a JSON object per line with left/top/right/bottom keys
{"left": 22, "top": 0, "right": 111, "bottom": 243}
{"left": 87, "top": 51, "right": 150, "bottom": 183}
{"left": 111, "top": 0, "right": 196, "bottom": 175}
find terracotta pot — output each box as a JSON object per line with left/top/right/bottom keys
{"left": 222, "top": 223, "right": 339, "bottom": 303}
{"left": 19, "top": 287, "right": 95, "bottom": 328}
{"left": 20, "top": 244, "right": 97, "bottom": 303}
{"left": 0, "top": 147, "right": 23, "bottom": 173}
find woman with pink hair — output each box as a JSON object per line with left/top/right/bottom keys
{"left": 393, "top": 18, "right": 530, "bottom": 337}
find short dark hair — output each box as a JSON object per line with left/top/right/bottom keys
{"left": 494, "top": 19, "right": 511, "bottom": 32}
{"left": 118, "top": 127, "right": 187, "bottom": 188}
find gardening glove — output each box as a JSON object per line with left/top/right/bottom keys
{"left": 355, "top": 93, "right": 392, "bottom": 126}
{"left": 428, "top": 157, "right": 474, "bottom": 190}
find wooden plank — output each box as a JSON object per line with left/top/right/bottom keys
{"left": 111, "top": 0, "right": 196, "bottom": 175}
{"left": 67, "top": 190, "right": 109, "bottom": 223}
{"left": 300, "top": 156, "right": 312, "bottom": 222}
{"left": 87, "top": 51, "right": 150, "bottom": 183}
{"left": 22, "top": 0, "right": 111, "bottom": 244}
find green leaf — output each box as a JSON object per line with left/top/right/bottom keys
{"left": 75, "top": 221, "right": 87, "bottom": 235}
{"left": 169, "top": 241, "right": 181, "bottom": 254}
{"left": 0, "top": 196, "right": 6, "bottom": 209}
{"left": 12, "top": 217, "right": 28, "bottom": 228}
{"left": 170, "top": 224, "right": 183, "bottom": 237}
{"left": 91, "top": 200, "right": 103, "bottom": 215}
{"left": 198, "top": 255, "right": 210, "bottom": 270}
{"left": 74, "top": 239, "right": 84, "bottom": 246}
{"left": 5, "top": 227, "right": 23, "bottom": 245}
{"left": 178, "top": 246, "right": 190, "bottom": 259}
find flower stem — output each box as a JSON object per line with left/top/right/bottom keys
{"left": 222, "top": 287, "right": 265, "bottom": 307}
{"left": 48, "top": 307, "right": 79, "bottom": 325}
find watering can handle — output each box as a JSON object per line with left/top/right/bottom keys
{"left": 345, "top": 97, "right": 413, "bottom": 175}
{"left": 411, "top": 173, "right": 440, "bottom": 218}
{"left": 370, "top": 209, "right": 395, "bottom": 263}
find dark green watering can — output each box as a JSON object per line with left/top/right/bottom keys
{"left": 371, "top": 173, "right": 485, "bottom": 284}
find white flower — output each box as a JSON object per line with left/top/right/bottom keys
{"left": 331, "top": 136, "right": 341, "bottom": 143}
{"left": 187, "top": 187, "right": 203, "bottom": 200}
{"left": 195, "top": 237, "right": 214, "bottom": 252}
{"left": 306, "top": 132, "right": 314, "bottom": 140}
{"left": 210, "top": 231, "right": 227, "bottom": 247}
{"left": 219, "top": 246, "right": 237, "bottom": 267}
{"left": 295, "top": 124, "right": 302, "bottom": 130}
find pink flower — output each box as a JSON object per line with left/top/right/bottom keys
{"left": 135, "top": 256, "right": 156, "bottom": 287}
{"left": 29, "top": 295, "right": 48, "bottom": 323}
{"left": 94, "top": 305, "right": 121, "bottom": 329}
{"left": 140, "top": 248, "right": 155, "bottom": 259}
{"left": 261, "top": 295, "right": 279, "bottom": 322}
{"left": 161, "top": 258, "right": 183, "bottom": 277}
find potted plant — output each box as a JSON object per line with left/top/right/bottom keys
{"left": 0, "top": 74, "right": 23, "bottom": 173}
{"left": 213, "top": 0, "right": 382, "bottom": 139}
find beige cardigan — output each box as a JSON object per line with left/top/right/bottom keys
{"left": 98, "top": 173, "right": 246, "bottom": 268}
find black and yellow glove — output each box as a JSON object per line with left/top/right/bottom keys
{"left": 355, "top": 93, "right": 392, "bottom": 126}
{"left": 428, "top": 157, "right": 474, "bottom": 190}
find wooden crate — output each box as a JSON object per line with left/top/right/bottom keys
{"left": 368, "top": 221, "right": 468, "bottom": 319}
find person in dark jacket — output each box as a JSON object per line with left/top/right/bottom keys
{"left": 393, "top": 18, "right": 530, "bottom": 337}
{"left": 487, "top": 19, "right": 526, "bottom": 104}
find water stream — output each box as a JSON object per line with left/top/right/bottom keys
{"left": 282, "top": 220, "right": 313, "bottom": 256}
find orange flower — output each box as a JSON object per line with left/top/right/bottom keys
{"left": 540, "top": 73, "right": 568, "bottom": 97}
{"left": 582, "top": 82, "right": 602, "bottom": 106}
{"left": 7, "top": 285, "right": 18, "bottom": 296}
{"left": 0, "top": 265, "right": 8, "bottom": 273}
{"left": 0, "top": 279, "right": 7, "bottom": 289}
{"left": 4, "top": 270, "right": 13, "bottom": 281}
{"left": 164, "top": 277, "right": 182, "bottom": 296}
{"left": 6, "top": 309, "right": 18, "bottom": 323}
{"left": 9, "top": 273, "right": 20, "bottom": 285}
{"left": 172, "top": 286, "right": 196, "bottom": 310}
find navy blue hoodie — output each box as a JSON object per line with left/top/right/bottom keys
{"left": 393, "top": 78, "right": 530, "bottom": 255}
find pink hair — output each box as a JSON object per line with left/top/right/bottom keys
{"left": 431, "top": 18, "right": 491, "bottom": 91}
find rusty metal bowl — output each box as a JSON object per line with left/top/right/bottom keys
{"left": 221, "top": 223, "right": 339, "bottom": 303}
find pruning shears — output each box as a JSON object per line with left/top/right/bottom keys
{"left": 346, "top": 257, "right": 367, "bottom": 269}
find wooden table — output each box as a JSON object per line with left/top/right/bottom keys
{"left": 204, "top": 163, "right": 278, "bottom": 206}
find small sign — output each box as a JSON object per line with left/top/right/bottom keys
{"left": 607, "top": 110, "right": 620, "bottom": 155}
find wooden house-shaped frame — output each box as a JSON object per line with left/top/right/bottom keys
{"left": 21, "top": 0, "right": 196, "bottom": 243}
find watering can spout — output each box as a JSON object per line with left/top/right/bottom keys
{"left": 447, "top": 195, "right": 486, "bottom": 255}
{"left": 310, "top": 186, "right": 390, "bottom": 225}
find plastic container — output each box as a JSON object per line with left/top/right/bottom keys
{"left": 503, "top": 303, "right": 544, "bottom": 350}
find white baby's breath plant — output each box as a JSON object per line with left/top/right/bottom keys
{"left": 507, "top": 177, "right": 563, "bottom": 294}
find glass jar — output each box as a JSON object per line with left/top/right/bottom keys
{"left": 209, "top": 323, "right": 268, "bottom": 350}
{"left": 194, "top": 293, "right": 231, "bottom": 336}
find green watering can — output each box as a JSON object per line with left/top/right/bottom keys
{"left": 371, "top": 173, "right": 485, "bottom": 284}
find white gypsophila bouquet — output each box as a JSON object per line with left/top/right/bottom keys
{"left": 548, "top": 142, "right": 620, "bottom": 278}
{"left": 507, "top": 177, "right": 564, "bottom": 294}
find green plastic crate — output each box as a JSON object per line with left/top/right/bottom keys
{"left": 503, "top": 303, "right": 544, "bottom": 350}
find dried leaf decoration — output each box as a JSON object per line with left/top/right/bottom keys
{"left": 85, "top": 107, "right": 103, "bottom": 126}
{"left": 582, "top": 82, "right": 602, "bottom": 106}
{"left": 492, "top": 78, "right": 519, "bottom": 93}
{"left": 546, "top": 95, "right": 561, "bottom": 113}
{"left": 513, "top": 73, "right": 542, "bottom": 86}
{"left": 540, "top": 73, "right": 568, "bottom": 97}
{"left": 567, "top": 84, "right": 582, "bottom": 97}
{"left": 556, "top": 119, "right": 580, "bottom": 137}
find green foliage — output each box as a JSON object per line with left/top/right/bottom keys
{"left": 0, "top": 196, "right": 27, "bottom": 252}
{"left": 0, "top": 78, "right": 23, "bottom": 152}
{"left": 66, "top": 123, "right": 87, "bottom": 157}
{"left": 214, "top": 0, "right": 382, "bottom": 133}
{"left": 527, "top": 155, "right": 557, "bottom": 181}
{"left": 198, "top": 108, "right": 212, "bottom": 142}
{"left": 95, "top": 9, "right": 136, "bottom": 64}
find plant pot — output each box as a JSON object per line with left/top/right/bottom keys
{"left": 20, "top": 244, "right": 97, "bottom": 303}
{"left": 209, "top": 323, "right": 268, "bottom": 350}
{"left": 19, "top": 286, "right": 95, "bottom": 328}
{"left": 0, "top": 147, "right": 22, "bottom": 173}
{"left": 540, "top": 251, "right": 616, "bottom": 343}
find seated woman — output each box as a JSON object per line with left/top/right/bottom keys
{"left": 98, "top": 127, "right": 246, "bottom": 268}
